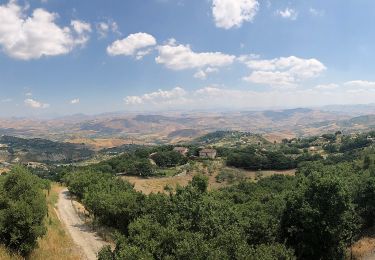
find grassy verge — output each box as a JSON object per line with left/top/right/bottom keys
{"left": 0, "top": 183, "right": 82, "bottom": 260}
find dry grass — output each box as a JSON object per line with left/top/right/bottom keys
{"left": 124, "top": 175, "right": 193, "bottom": 195}
{"left": 66, "top": 137, "right": 139, "bottom": 150}
{"left": 0, "top": 247, "right": 22, "bottom": 260}
{"left": 351, "top": 237, "right": 375, "bottom": 259}
{"left": 0, "top": 184, "right": 83, "bottom": 260}
{"left": 351, "top": 228, "right": 375, "bottom": 260}
{"left": 123, "top": 161, "right": 295, "bottom": 195}
{"left": 28, "top": 184, "right": 83, "bottom": 260}
{"left": 28, "top": 183, "right": 83, "bottom": 260}
{"left": 263, "top": 132, "right": 297, "bottom": 143}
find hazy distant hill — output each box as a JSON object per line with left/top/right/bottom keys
{"left": 321, "top": 103, "right": 375, "bottom": 115}
{"left": 339, "top": 115, "right": 375, "bottom": 127}
{"left": 0, "top": 105, "right": 373, "bottom": 146}
{"left": 262, "top": 108, "right": 313, "bottom": 121}
{"left": 167, "top": 129, "right": 202, "bottom": 138}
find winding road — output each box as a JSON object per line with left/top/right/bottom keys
{"left": 57, "top": 189, "right": 109, "bottom": 260}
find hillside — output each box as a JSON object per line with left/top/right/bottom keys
{"left": 0, "top": 136, "right": 94, "bottom": 164}
{"left": 193, "top": 131, "right": 270, "bottom": 147}
{"left": 1, "top": 106, "right": 372, "bottom": 146}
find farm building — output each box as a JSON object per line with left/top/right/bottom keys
{"left": 199, "top": 148, "right": 217, "bottom": 159}
{"left": 173, "top": 147, "right": 189, "bottom": 156}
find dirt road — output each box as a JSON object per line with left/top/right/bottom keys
{"left": 57, "top": 189, "right": 109, "bottom": 260}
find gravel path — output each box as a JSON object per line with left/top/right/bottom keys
{"left": 57, "top": 189, "right": 108, "bottom": 260}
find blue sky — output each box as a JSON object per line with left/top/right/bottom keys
{"left": 1, "top": 0, "right": 375, "bottom": 117}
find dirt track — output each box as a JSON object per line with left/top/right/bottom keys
{"left": 57, "top": 189, "right": 108, "bottom": 260}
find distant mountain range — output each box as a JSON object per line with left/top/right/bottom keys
{"left": 0, "top": 104, "right": 374, "bottom": 147}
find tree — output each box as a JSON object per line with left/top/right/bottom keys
{"left": 355, "top": 176, "right": 375, "bottom": 227}
{"left": 281, "top": 171, "right": 358, "bottom": 260}
{"left": 363, "top": 155, "right": 372, "bottom": 170}
{"left": 151, "top": 151, "right": 187, "bottom": 168}
{"left": 191, "top": 174, "right": 209, "bottom": 193}
{"left": 0, "top": 166, "right": 48, "bottom": 256}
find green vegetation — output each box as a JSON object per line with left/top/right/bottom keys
{"left": 194, "top": 131, "right": 269, "bottom": 148}
{"left": 61, "top": 130, "right": 375, "bottom": 260}
{"left": 151, "top": 151, "right": 188, "bottom": 168}
{"left": 89, "top": 152, "right": 155, "bottom": 176}
{"left": 1, "top": 130, "right": 374, "bottom": 259}
{"left": 226, "top": 147, "right": 296, "bottom": 170}
{"left": 281, "top": 164, "right": 358, "bottom": 259}
{"left": 0, "top": 135, "right": 94, "bottom": 163}
{"left": 0, "top": 166, "right": 48, "bottom": 256}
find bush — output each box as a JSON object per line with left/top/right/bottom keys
{"left": 0, "top": 166, "right": 48, "bottom": 256}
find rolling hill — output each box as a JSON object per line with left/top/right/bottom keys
{"left": 0, "top": 105, "right": 373, "bottom": 146}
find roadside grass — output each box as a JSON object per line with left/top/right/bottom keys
{"left": 28, "top": 183, "right": 82, "bottom": 260}
{"left": 351, "top": 227, "right": 375, "bottom": 259}
{"left": 0, "top": 183, "right": 81, "bottom": 260}
{"left": 0, "top": 247, "right": 22, "bottom": 260}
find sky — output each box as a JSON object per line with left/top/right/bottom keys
{"left": 1, "top": 0, "right": 375, "bottom": 117}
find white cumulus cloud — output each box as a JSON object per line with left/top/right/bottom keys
{"left": 107, "top": 32, "right": 157, "bottom": 58}
{"left": 193, "top": 67, "right": 219, "bottom": 80}
{"left": 123, "top": 86, "right": 375, "bottom": 110}
{"left": 240, "top": 55, "right": 326, "bottom": 87}
{"left": 277, "top": 8, "right": 298, "bottom": 20}
{"left": 212, "top": 0, "right": 259, "bottom": 29}
{"left": 0, "top": 1, "right": 91, "bottom": 60}
{"left": 156, "top": 39, "right": 235, "bottom": 70}
{"left": 97, "top": 20, "right": 119, "bottom": 38}
{"left": 24, "top": 98, "right": 49, "bottom": 109}
{"left": 344, "top": 80, "right": 375, "bottom": 88}
{"left": 124, "top": 87, "right": 187, "bottom": 106}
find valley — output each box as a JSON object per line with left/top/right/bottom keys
{"left": 0, "top": 112, "right": 374, "bottom": 260}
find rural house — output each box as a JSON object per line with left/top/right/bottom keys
{"left": 173, "top": 147, "right": 189, "bottom": 156}
{"left": 199, "top": 148, "right": 217, "bottom": 159}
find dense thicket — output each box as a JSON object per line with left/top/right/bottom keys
{"left": 0, "top": 167, "right": 48, "bottom": 256}
{"left": 226, "top": 147, "right": 297, "bottom": 170}
{"left": 151, "top": 151, "right": 188, "bottom": 167}
{"left": 281, "top": 168, "right": 358, "bottom": 259}
{"left": 91, "top": 153, "right": 155, "bottom": 176}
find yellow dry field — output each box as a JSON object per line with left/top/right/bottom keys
{"left": 351, "top": 230, "right": 375, "bottom": 259}
{"left": 123, "top": 175, "right": 194, "bottom": 194}
{"left": 263, "top": 132, "right": 297, "bottom": 143}
{"left": 123, "top": 165, "right": 296, "bottom": 195}
{"left": 0, "top": 184, "right": 82, "bottom": 260}
{"left": 66, "top": 137, "right": 139, "bottom": 150}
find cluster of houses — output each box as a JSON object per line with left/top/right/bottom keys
{"left": 173, "top": 147, "right": 217, "bottom": 159}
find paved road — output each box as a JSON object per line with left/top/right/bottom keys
{"left": 57, "top": 189, "right": 108, "bottom": 260}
